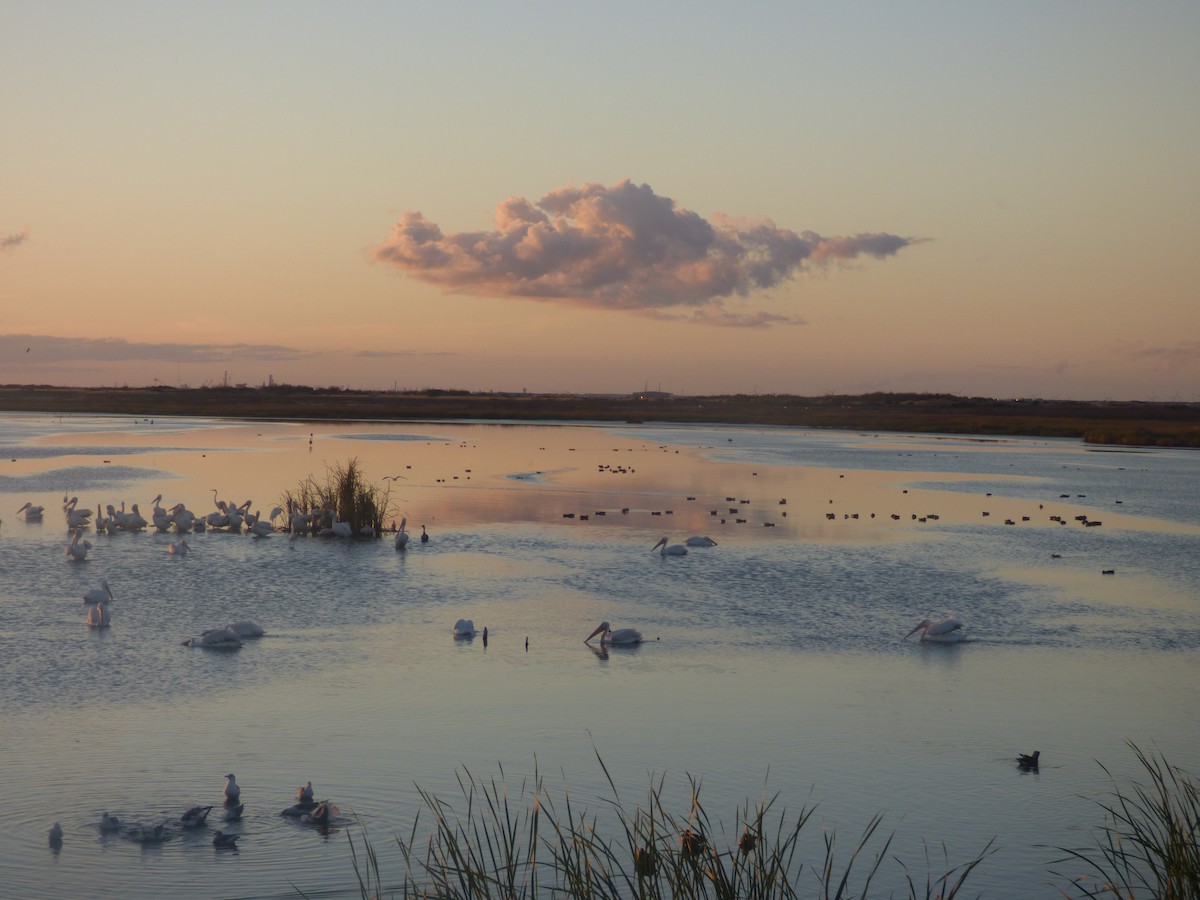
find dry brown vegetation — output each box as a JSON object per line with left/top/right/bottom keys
{"left": 2, "top": 384, "right": 1198, "bottom": 447}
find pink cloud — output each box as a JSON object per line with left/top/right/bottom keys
{"left": 373, "top": 180, "right": 921, "bottom": 325}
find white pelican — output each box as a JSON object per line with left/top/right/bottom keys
{"left": 297, "top": 781, "right": 314, "bottom": 803}
{"left": 183, "top": 627, "right": 243, "bottom": 649}
{"left": 99, "top": 812, "right": 122, "bottom": 832}
{"left": 330, "top": 518, "right": 352, "bottom": 538}
{"left": 584, "top": 621, "right": 643, "bottom": 645}
{"left": 394, "top": 517, "right": 409, "bottom": 550}
{"left": 94, "top": 504, "right": 110, "bottom": 534}
{"left": 181, "top": 805, "right": 212, "bottom": 827}
{"left": 224, "top": 773, "right": 241, "bottom": 802}
{"left": 167, "top": 538, "right": 190, "bottom": 555}
{"left": 227, "top": 620, "right": 265, "bottom": 638}
{"left": 685, "top": 536, "right": 718, "bottom": 547}
{"left": 125, "top": 503, "right": 148, "bottom": 531}
{"left": 87, "top": 601, "right": 111, "bottom": 627}
{"left": 65, "top": 531, "right": 92, "bottom": 561}
{"left": 652, "top": 536, "right": 687, "bottom": 556}
{"left": 17, "top": 502, "right": 44, "bottom": 521}
{"left": 212, "top": 830, "right": 239, "bottom": 848}
{"left": 906, "top": 616, "right": 965, "bottom": 642}
{"left": 170, "top": 503, "right": 195, "bottom": 533}
{"left": 453, "top": 618, "right": 476, "bottom": 637}
{"left": 65, "top": 497, "right": 93, "bottom": 528}
{"left": 83, "top": 578, "right": 113, "bottom": 604}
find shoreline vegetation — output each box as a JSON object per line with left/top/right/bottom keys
{"left": 2, "top": 384, "right": 1198, "bottom": 448}
{"left": 333, "top": 744, "right": 1196, "bottom": 899}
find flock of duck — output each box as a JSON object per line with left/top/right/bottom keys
{"left": 47, "top": 774, "right": 336, "bottom": 852}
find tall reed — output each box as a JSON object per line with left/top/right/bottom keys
{"left": 341, "top": 751, "right": 994, "bottom": 899}
{"left": 1051, "top": 742, "right": 1199, "bottom": 899}
{"left": 280, "top": 458, "right": 392, "bottom": 537}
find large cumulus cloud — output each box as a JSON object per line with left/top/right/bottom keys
{"left": 373, "top": 180, "right": 921, "bottom": 325}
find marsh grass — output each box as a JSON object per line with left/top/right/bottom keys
{"left": 343, "top": 751, "right": 994, "bottom": 899}
{"left": 1050, "top": 743, "right": 1200, "bottom": 899}
{"left": 281, "top": 458, "right": 391, "bottom": 537}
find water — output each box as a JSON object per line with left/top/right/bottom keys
{"left": 2, "top": 412, "right": 1198, "bottom": 898}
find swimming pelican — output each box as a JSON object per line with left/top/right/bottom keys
{"left": 224, "top": 773, "right": 241, "bottom": 802}
{"left": 420, "top": 524, "right": 429, "bottom": 543}
{"left": 49, "top": 822, "right": 63, "bottom": 847}
{"left": 394, "top": 517, "right": 409, "bottom": 550}
{"left": 125, "top": 503, "right": 148, "bottom": 531}
{"left": 18, "top": 502, "right": 44, "bottom": 521}
{"left": 83, "top": 578, "right": 113, "bottom": 604}
{"left": 87, "top": 601, "right": 111, "bottom": 627}
{"left": 181, "top": 805, "right": 212, "bottom": 827}
{"left": 584, "top": 621, "right": 643, "bottom": 645}
{"left": 167, "top": 538, "right": 190, "bottom": 555}
{"left": 66, "top": 531, "right": 92, "bottom": 561}
{"left": 1017, "top": 750, "right": 1040, "bottom": 769}
{"left": 652, "top": 536, "right": 687, "bottom": 556}
{"left": 99, "top": 812, "right": 122, "bottom": 832}
{"left": 453, "top": 619, "right": 476, "bottom": 637}
{"left": 905, "top": 616, "right": 965, "bottom": 642}
{"left": 183, "top": 627, "right": 243, "bottom": 649}
{"left": 684, "top": 536, "right": 718, "bottom": 547}
{"left": 227, "top": 620, "right": 265, "bottom": 638}
{"left": 212, "top": 830, "right": 239, "bottom": 848}
{"left": 297, "top": 781, "right": 314, "bottom": 803}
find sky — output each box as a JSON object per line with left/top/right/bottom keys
{"left": 2, "top": 1, "right": 1198, "bottom": 401}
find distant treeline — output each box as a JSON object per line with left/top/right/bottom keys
{"left": 1, "top": 384, "right": 1198, "bottom": 448}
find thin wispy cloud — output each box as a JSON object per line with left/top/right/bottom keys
{"left": 1, "top": 334, "right": 305, "bottom": 365}
{"left": 1125, "top": 341, "right": 1200, "bottom": 372}
{"left": 1, "top": 228, "right": 29, "bottom": 252}
{"left": 373, "top": 180, "right": 922, "bottom": 326}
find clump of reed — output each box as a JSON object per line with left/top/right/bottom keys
{"left": 280, "top": 457, "right": 392, "bottom": 537}
{"left": 341, "top": 752, "right": 993, "bottom": 899}
{"left": 1051, "top": 742, "right": 1200, "bottom": 899}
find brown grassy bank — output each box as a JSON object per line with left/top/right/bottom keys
{"left": 2, "top": 384, "right": 1198, "bottom": 447}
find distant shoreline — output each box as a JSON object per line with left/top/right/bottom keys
{"left": 1, "top": 384, "right": 1197, "bottom": 447}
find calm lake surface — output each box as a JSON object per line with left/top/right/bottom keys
{"left": 2, "top": 412, "right": 1198, "bottom": 898}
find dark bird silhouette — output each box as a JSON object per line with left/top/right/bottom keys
{"left": 1017, "top": 750, "right": 1040, "bottom": 769}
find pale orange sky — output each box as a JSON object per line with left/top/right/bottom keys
{"left": 2, "top": 2, "right": 1198, "bottom": 400}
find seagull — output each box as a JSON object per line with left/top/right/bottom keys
{"left": 212, "top": 831, "right": 240, "bottom": 848}
{"left": 223, "top": 803, "right": 244, "bottom": 821}
{"left": 99, "top": 812, "right": 122, "bottom": 832}
{"left": 181, "top": 805, "right": 213, "bottom": 828}
{"left": 49, "top": 822, "right": 63, "bottom": 846}
{"left": 1017, "top": 750, "right": 1041, "bottom": 769}
{"left": 224, "top": 773, "right": 240, "bottom": 803}
{"left": 129, "top": 823, "right": 167, "bottom": 844}
{"left": 297, "top": 781, "right": 314, "bottom": 804}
